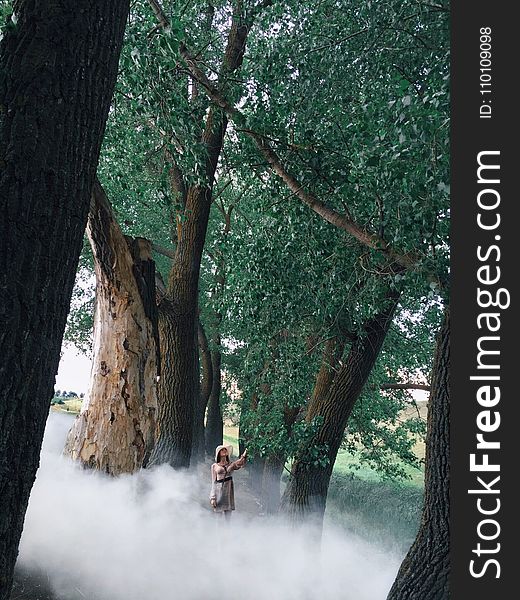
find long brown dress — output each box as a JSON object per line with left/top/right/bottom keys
{"left": 210, "top": 459, "right": 243, "bottom": 512}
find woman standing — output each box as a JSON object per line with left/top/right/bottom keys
{"left": 210, "top": 445, "right": 247, "bottom": 518}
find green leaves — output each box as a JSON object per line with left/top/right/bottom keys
{"left": 61, "top": 0, "right": 448, "bottom": 481}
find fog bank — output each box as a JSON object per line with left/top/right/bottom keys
{"left": 17, "top": 412, "right": 402, "bottom": 599}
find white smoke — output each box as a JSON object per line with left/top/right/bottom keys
{"left": 17, "top": 412, "right": 403, "bottom": 599}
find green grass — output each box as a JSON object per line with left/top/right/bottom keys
{"left": 50, "top": 398, "right": 83, "bottom": 415}
{"left": 325, "top": 472, "right": 423, "bottom": 553}
{"left": 223, "top": 431, "right": 239, "bottom": 455}
{"left": 223, "top": 424, "right": 424, "bottom": 550}
{"left": 333, "top": 449, "right": 424, "bottom": 488}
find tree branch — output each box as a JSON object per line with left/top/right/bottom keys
{"left": 380, "top": 383, "right": 430, "bottom": 392}
{"left": 147, "top": 0, "right": 170, "bottom": 30}
{"left": 152, "top": 242, "right": 176, "bottom": 260}
{"left": 178, "top": 44, "right": 421, "bottom": 273}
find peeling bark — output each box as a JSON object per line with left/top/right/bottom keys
{"left": 64, "top": 182, "right": 158, "bottom": 474}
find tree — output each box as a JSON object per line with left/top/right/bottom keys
{"left": 52, "top": 7, "right": 448, "bottom": 582}
{"left": 180, "top": 0, "right": 448, "bottom": 523}
{"left": 0, "top": 1, "right": 129, "bottom": 596}
{"left": 387, "top": 308, "right": 449, "bottom": 599}
{"left": 64, "top": 181, "right": 159, "bottom": 475}
{"left": 135, "top": 0, "right": 265, "bottom": 468}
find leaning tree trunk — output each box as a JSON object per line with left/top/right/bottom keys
{"left": 63, "top": 181, "right": 159, "bottom": 474}
{"left": 0, "top": 2, "right": 129, "bottom": 597}
{"left": 387, "top": 308, "right": 450, "bottom": 600}
{"left": 281, "top": 294, "right": 399, "bottom": 526}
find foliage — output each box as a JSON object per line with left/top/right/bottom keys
{"left": 326, "top": 472, "right": 423, "bottom": 553}
{"left": 60, "top": 0, "right": 448, "bottom": 479}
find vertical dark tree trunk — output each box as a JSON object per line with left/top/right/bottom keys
{"left": 204, "top": 205, "right": 230, "bottom": 458}
{"left": 280, "top": 294, "right": 399, "bottom": 526}
{"left": 249, "top": 455, "right": 267, "bottom": 499}
{"left": 63, "top": 181, "right": 158, "bottom": 474}
{"left": 192, "top": 318, "right": 213, "bottom": 463}
{"left": 261, "top": 455, "right": 286, "bottom": 515}
{"left": 148, "top": 181, "right": 221, "bottom": 468}
{"left": 205, "top": 337, "right": 223, "bottom": 456}
{"left": 149, "top": 12, "right": 250, "bottom": 468}
{"left": 0, "top": 2, "right": 129, "bottom": 597}
{"left": 259, "top": 404, "right": 300, "bottom": 514}
{"left": 387, "top": 308, "right": 450, "bottom": 600}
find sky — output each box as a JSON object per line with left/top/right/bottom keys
{"left": 55, "top": 343, "right": 92, "bottom": 395}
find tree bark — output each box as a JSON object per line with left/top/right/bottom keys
{"left": 259, "top": 339, "right": 342, "bottom": 516}
{"left": 63, "top": 181, "right": 158, "bottom": 474}
{"left": 387, "top": 308, "right": 450, "bottom": 600}
{"left": 205, "top": 343, "right": 223, "bottom": 456}
{"left": 148, "top": 182, "right": 219, "bottom": 468}
{"left": 259, "top": 403, "right": 300, "bottom": 514}
{"left": 191, "top": 318, "right": 212, "bottom": 463}
{"left": 149, "top": 10, "right": 250, "bottom": 468}
{"left": 281, "top": 294, "right": 399, "bottom": 526}
{"left": 261, "top": 455, "right": 286, "bottom": 515}
{"left": 0, "top": 2, "right": 129, "bottom": 596}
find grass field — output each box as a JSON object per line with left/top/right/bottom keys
{"left": 223, "top": 422, "right": 424, "bottom": 487}
{"left": 50, "top": 397, "right": 83, "bottom": 414}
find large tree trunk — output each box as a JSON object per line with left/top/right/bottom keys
{"left": 280, "top": 295, "right": 399, "bottom": 526}
{"left": 63, "top": 181, "right": 158, "bottom": 474}
{"left": 387, "top": 308, "right": 450, "bottom": 599}
{"left": 148, "top": 183, "right": 220, "bottom": 468}
{"left": 0, "top": 2, "right": 129, "bottom": 596}
{"left": 149, "top": 13, "right": 250, "bottom": 468}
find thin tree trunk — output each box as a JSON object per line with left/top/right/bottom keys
{"left": 63, "top": 181, "right": 158, "bottom": 474}
{"left": 250, "top": 455, "right": 266, "bottom": 499}
{"left": 259, "top": 402, "right": 300, "bottom": 514}
{"left": 261, "top": 455, "right": 286, "bottom": 515}
{"left": 205, "top": 337, "right": 223, "bottom": 456}
{"left": 191, "top": 318, "right": 212, "bottom": 463}
{"left": 0, "top": 2, "right": 129, "bottom": 596}
{"left": 387, "top": 308, "right": 450, "bottom": 600}
{"left": 281, "top": 294, "right": 399, "bottom": 526}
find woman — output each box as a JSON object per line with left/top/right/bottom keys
{"left": 210, "top": 444, "right": 247, "bottom": 518}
